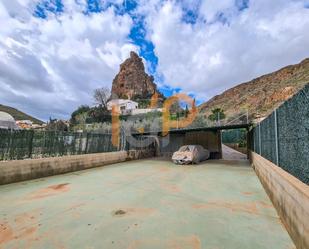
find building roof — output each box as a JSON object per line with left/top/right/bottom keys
{"left": 0, "top": 111, "right": 15, "bottom": 122}
{"left": 0, "top": 111, "right": 18, "bottom": 129}
{"left": 107, "top": 99, "right": 138, "bottom": 105}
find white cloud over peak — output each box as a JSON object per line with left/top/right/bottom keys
{"left": 142, "top": 0, "right": 309, "bottom": 99}
{"left": 1, "top": 0, "right": 309, "bottom": 120}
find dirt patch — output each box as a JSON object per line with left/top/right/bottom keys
{"left": 0, "top": 222, "right": 14, "bottom": 245}
{"left": 242, "top": 192, "right": 253, "bottom": 196}
{"left": 14, "top": 212, "right": 36, "bottom": 226}
{"left": 127, "top": 235, "right": 201, "bottom": 249}
{"left": 112, "top": 208, "right": 155, "bottom": 217}
{"left": 192, "top": 201, "right": 259, "bottom": 215}
{"left": 25, "top": 183, "right": 70, "bottom": 200}
{"left": 168, "top": 235, "right": 201, "bottom": 249}
{"left": 49, "top": 183, "right": 69, "bottom": 190}
{"left": 0, "top": 211, "right": 39, "bottom": 247}
{"left": 113, "top": 210, "right": 127, "bottom": 216}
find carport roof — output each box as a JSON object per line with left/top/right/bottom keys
{"left": 136, "top": 123, "right": 251, "bottom": 136}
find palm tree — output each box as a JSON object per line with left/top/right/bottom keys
{"left": 208, "top": 108, "right": 226, "bottom": 123}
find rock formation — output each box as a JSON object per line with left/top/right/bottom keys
{"left": 111, "top": 51, "right": 163, "bottom": 101}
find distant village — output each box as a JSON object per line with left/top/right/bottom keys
{"left": 0, "top": 52, "right": 170, "bottom": 132}
{"left": 0, "top": 97, "right": 165, "bottom": 131}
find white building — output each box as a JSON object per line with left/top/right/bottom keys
{"left": 107, "top": 99, "right": 139, "bottom": 115}
{"left": 131, "top": 108, "right": 163, "bottom": 115}
{"left": 0, "top": 111, "right": 18, "bottom": 130}
{"left": 107, "top": 99, "right": 164, "bottom": 115}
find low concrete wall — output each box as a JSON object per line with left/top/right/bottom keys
{"left": 251, "top": 151, "right": 309, "bottom": 249}
{"left": 0, "top": 149, "right": 155, "bottom": 185}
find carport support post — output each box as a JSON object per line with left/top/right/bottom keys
{"left": 219, "top": 129, "right": 223, "bottom": 159}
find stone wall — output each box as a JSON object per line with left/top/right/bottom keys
{"left": 0, "top": 148, "right": 155, "bottom": 185}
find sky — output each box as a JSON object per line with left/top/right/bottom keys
{"left": 0, "top": 0, "right": 309, "bottom": 121}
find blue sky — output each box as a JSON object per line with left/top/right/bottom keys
{"left": 0, "top": 0, "right": 309, "bottom": 120}
{"left": 34, "top": 0, "right": 178, "bottom": 99}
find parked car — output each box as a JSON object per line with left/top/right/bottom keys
{"left": 172, "top": 145, "right": 210, "bottom": 165}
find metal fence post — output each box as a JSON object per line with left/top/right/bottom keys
{"left": 258, "top": 123, "right": 261, "bottom": 155}
{"left": 274, "top": 109, "right": 279, "bottom": 165}
{"left": 246, "top": 109, "right": 249, "bottom": 124}
{"left": 85, "top": 132, "right": 89, "bottom": 154}
{"left": 28, "top": 130, "right": 34, "bottom": 159}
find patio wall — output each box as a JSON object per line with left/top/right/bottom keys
{"left": 251, "top": 151, "right": 309, "bottom": 249}
{"left": 0, "top": 149, "right": 155, "bottom": 185}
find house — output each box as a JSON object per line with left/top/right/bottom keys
{"left": 131, "top": 108, "right": 163, "bottom": 115}
{"left": 107, "top": 99, "right": 139, "bottom": 115}
{"left": 107, "top": 99, "right": 164, "bottom": 115}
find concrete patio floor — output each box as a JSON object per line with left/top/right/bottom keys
{"left": 0, "top": 159, "right": 295, "bottom": 249}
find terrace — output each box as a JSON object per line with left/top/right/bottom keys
{"left": 0, "top": 157, "right": 294, "bottom": 249}
{"left": 0, "top": 85, "right": 308, "bottom": 249}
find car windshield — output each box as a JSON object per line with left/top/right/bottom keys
{"left": 179, "top": 146, "right": 195, "bottom": 152}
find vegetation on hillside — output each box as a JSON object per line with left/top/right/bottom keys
{"left": 0, "top": 104, "right": 43, "bottom": 124}
{"left": 199, "top": 58, "right": 309, "bottom": 121}
{"left": 208, "top": 108, "right": 226, "bottom": 122}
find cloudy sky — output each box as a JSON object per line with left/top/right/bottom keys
{"left": 1, "top": 0, "right": 309, "bottom": 121}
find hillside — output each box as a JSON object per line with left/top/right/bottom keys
{"left": 0, "top": 104, "right": 44, "bottom": 124}
{"left": 200, "top": 58, "right": 309, "bottom": 121}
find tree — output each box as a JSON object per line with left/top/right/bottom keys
{"left": 185, "top": 104, "right": 189, "bottom": 118}
{"left": 93, "top": 87, "right": 110, "bottom": 111}
{"left": 70, "top": 105, "right": 90, "bottom": 125}
{"left": 46, "top": 118, "right": 68, "bottom": 131}
{"left": 88, "top": 106, "right": 111, "bottom": 123}
{"left": 208, "top": 108, "right": 226, "bottom": 122}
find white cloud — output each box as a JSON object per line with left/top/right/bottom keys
{"left": 0, "top": 0, "right": 136, "bottom": 120}
{"left": 1, "top": 0, "right": 309, "bottom": 121}
{"left": 199, "top": 0, "right": 235, "bottom": 21}
{"left": 142, "top": 0, "right": 309, "bottom": 100}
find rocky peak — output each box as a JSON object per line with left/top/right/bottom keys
{"left": 111, "top": 51, "right": 162, "bottom": 101}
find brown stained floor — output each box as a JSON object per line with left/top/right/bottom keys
{"left": 0, "top": 158, "right": 295, "bottom": 249}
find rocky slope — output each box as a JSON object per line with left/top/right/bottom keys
{"left": 111, "top": 51, "right": 163, "bottom": 101}
{"left": 200, "top": 58, "right": 309, "bottom": 120}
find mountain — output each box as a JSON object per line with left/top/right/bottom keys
{"left": 199, "top": 58, "right": 309, "bottom": 121}
{"left": 111, "top": 51, "right": 163, "bottom": 101}
{"left": 0, "top": 104, "right": 44, "bottom": 124}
